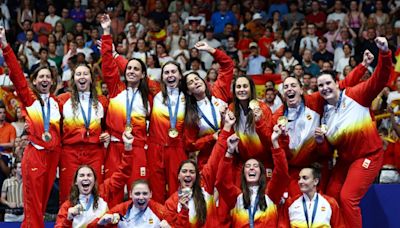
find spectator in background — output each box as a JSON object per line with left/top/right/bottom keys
{"left": 299, "top": 23, "right": 318, "bottom": 55}
{"left": 200, "top": 26, "right": 221, "bottom": 70}
{"left": 58, "top": 8, "right": 76, "bottom": 33}
{"left": 0, "top": 0, "right": 10, "bottom": 32}
{"left": 82, "top": 8, "right": 96, "bottom": 34}
{"left": 246, "top": 13, "right": 265, "bottom": 42}
{"left": 16, "top": 20, "right": 32, "bottom": 45}
{"left": 327, "top": 0, "right": 346, "bottom": 26}
{"left": 211, "top": 0, "right": 238, "bottom": 34}
{"left": 335, "top": 43, "right": 352, "bottom": 79}
{"left": 344, "top": 1, "right": 365, "bottom": 35}
{"left": 124, "top": 12, "right": 145, "bottom": 39}
{"left": 32, "top": 11, "right": 52, "bottom": 46}
{"left": 156, "top": 42, "right": 173, "bottom": 66}
{"left": 84, "top": 27, "right": 100, "bottom": 58}
{"left": 17, "top": 29, "right": 40, "bottom": 70}
{"left": 185, "top": 21, "right": 204, "bottom": 49}
{"left": 283, "top": 1, "right": 305, "bottom": 30}
{"left": 148, "top": 0, "right": 169, "bottom": 29}
{"left": 359, "top": 27, "right": 379, "bottom": 68}
{"left": 30, "top": 47, "right": 57, "bottom": 74}
{"left": 264, "top": 87, "right": 282, "bottom": 114}
{"left": 166, "top": 22, "right": 183, "bottom": 56}
{"left": 184, "top": 4, "right": 206, "bottom": 32}
{"left": 172, "top": 37, "right": 190, "bottom": 72}
{"left": 45, "top": 4, "right": 61, "bottom": 28}
{"left": 76, "top": 34, "right": 93, "bottom": 62}
{"left": 313, "top": 37, "right": 334, "bottom": 68}
{"left": 146, "top": 19, "right": 167, "bottom": 42}
{"left": 146, "top": 54, "right": 162, "bottom": 82}
{"left": 281, "top": 48, "right": 299, "bottom": 72}
{"left": 258, "top": 26, "right": 274, "bottom": 58}
{"left": 302, "top": 49, "right": 320, "bottom": 77}
{"left": 11, "top": 107, "right": 25, "bottom": 138}
{"left": 305, "top": 0, "right": 326, "bottom": 37}
{"left": 323, "top": 19, "right": 339, "bottom": 54}
{"left": 243, "top": 42, "right": 266, "bottom": 75}
{"left": 185, "top": 57, "right": 207, "bottom": 79}
{"left": 237, "top": 28, "right": 252, "bottom": 58}
{"left": 0, "top": 101, "right": 15, "bottom": 155}
{"left": 168, "top": 0, "right": 189, "bottom": 22}
{"left": 131, "top": 38, "right": 149, "bottom": 63}
{"left": 225, "top": 36, "right": 243, "bottom": 67}
{"left": 214, "top": 23, "right": 235, "bottom": 49}
{"left": 16, "top": 0, "right": 36, "bottom": 30}
{"left": 70, "top": 0, "right": 85, "bottom": 23}
{"left": 0, "top": 160, "right": 23, "bottom": 222}
{"left": 270, "top": 29, "right": 287, "bottom": 62}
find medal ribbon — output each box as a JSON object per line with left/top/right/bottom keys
{"left": 79, "top": 97, "right": 92, "bottom": 132}
{"left": 167, "top": 93, "right": 180, "bottom": 129}
{"left": 197, "top": 99, "right": 219, "bottom": 131}
{"left": 302, "top": 193, "right": 319, "bottom": 228}
{"left": 126, "top": 89, "right": 139, "bottom": 127}
{"left": 322, "top": 90, "right": 343, "bottom": 125}
{"left": 41, "top": 97, "right": 51, "bottom": 133}
{"left": 248, "top": 194, "right": 259, "bottom": 228}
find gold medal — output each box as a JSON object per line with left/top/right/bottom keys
{"left": 249, "top": 99, "right": 260, "bottom": 110}
{"left": 112, "top": 213, "right": 120, "bottom": 224}
{"left": 278, "top": 116, "right": 288, "bottom": 126}
{"left": 42, "top": 131, "right": 52, "bottom": 142}
{"left": 321, "top": 124, "right": 328, "bottom": 134}
{"left": 125, "top": 125, "right": 132, "bottom": 133}
{"left": 168, "top": 128, "right": 179, "bottom": 138}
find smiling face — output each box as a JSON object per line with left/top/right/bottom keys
{"left": 235, "top": 77, "right": 251, "bottom": 101}
{"left": 162, "top": 63, "right": 181, "bottom": 88}
{"left": 131, "top": 183, "right": 151, "bottom": 210}
{"left": 186, "top": 73, "right": 206, "bottom": 98}
{"left": 33, "top": 68, "right": 53, "bottom": 94}
{"left": 317, "top": 74, "right": 339, "bottom": 104}
{"left": 125, "top": 59, "right": 144, "bottom": 88}
{"left": 283, "top": 77, "right": 303, "bottom": 108}
{"left": 75, "top": 166, "right": 95, "bottom": 195}
{"left": 74, "top": 65, "right": 92, "bottom": 92}
{"left": 178, "top": 162, "right": 196, "bottom": 188}
{"left": 298, "top": 168, "right": 319, "bottom": 194}
{"left": 244, "top": 159, "right": 261, "bottom": 185}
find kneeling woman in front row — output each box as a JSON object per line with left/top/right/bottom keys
{"left": 216, "top": 124, "right": 290, "bottom": 227}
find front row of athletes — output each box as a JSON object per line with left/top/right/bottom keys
{"left": 53, "top": 108, "right": 342, "bottom": 227}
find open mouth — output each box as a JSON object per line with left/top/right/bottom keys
{"left": 137, "top": 200, "right": 146, "bottom": 206}
{"left": 81, "top": 182, "right": 91, "bottom": 191}
{"left": 248, "top": 172, "right": 256, "bottom": 177}
{"left": 183, "top": 177, "right": 192, "bottom": 185}
{"left": 167, "top": 77, "right": 176, "bottom": 84}
{"left": 41, "top": 82, "right": 50, "bottom": 88}
{"left": 287, "top": 94, "right": 295, "bottom": 99}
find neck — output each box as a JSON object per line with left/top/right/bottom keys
{"left": 306, "top": 189, "right": 317, "bottom": 200}
{"left": 328, "top": 90, "right": 340, "bottom": 106}
{"left": 0, "top": 120, "right": 4, "bottom": 126}
{"left": 194, "top": 92, "right": 206, "bottom": 101}
{"left": 128, "top": 81, "right": 140, "bottom": 89}
{"left": 239, "top": 100, "right": 249, "bottom": 112}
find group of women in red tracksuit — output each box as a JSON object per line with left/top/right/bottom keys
{"left": 0, "top": 12, "right": 393, "bottom": 227}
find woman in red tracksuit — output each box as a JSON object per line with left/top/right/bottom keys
{"left": 55, "top": 133, "right": 135, "bottom": 227}
{"left": 182, "top": 41, "right": 234, "bottom": 171}
{"left": 228, "top": 75, "right": 276, "bottom": 187}
{"left": 0, "top": 27, "right": 61, "bottom": 228}
{"left": 100, "top": 14, "right": 151, "bottom": 207}
{"left": 57, "top": 63, "right": 109, "bottom": 205}
{"left": 316, "top": 37, "right": 391, "bottom": 228}
{"left": 216, "top": 123, "right": 290, "bottom": 227}
{"left": 95, "top": 179, "right": 170, "bottom": 227}
{"left": 277, "top": 50, "right": 373, "bottom": 196}
{"left": 164, "top": 110, "right": 236, "bottom": 227}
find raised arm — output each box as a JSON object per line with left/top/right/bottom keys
{"left": 347, "top": 37, "right": 392, "bottom": 107}
{"left": 338, "top": 49, "right": 372, "bottom": 89}
{"left": 266, "top": 124, "right": 290, "bottom": 205}
{"left": 100, "top": 14, "right": 126, "bottom": 98}
{"left": 201, "top": 111, "right": 235, "bottom": 193}
{"left": 215, "top": 129, "right": 242, "bottom": 210}
{"left": 100, "top": 132, "right": 134, "bottom": 198}
{"left": 0, "top": 27, "right": 36, "bottom": 106}
{"left": 194, "top": 41, "right": 234, "bottom": 102}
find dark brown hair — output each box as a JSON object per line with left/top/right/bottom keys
{"left": 69, "top": 63, "right": 99, "bottom": 117}
{"left": 29, "top": 66, "right": 57, "bottom": 106}
{"left": 69, "top": 165, "right": 100, "bottom": 210}
{"left": 182, "top": 71, "right": 212, "bottom": 128}
{"left": 178, "top": 160, "right": 207, "bottom": 224}
{"left": 160, "top": 61, "right": 184, "bottom": 104}
{"left": 232, "top": 75, "right": 256, "bottom": 130}
{"left": 241, "top": 159, "right": 267, "bottom": 211}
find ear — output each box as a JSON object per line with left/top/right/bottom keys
{"left": 32, "top": 78, "right": 37, "bottom": 86}
{"left": 313, "top": 178, "right": 320, "bottom": 187}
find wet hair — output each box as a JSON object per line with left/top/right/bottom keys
{"left": 70, "top": 63, "right": 99, "bottom": 117}
{"left": 131, "top": 179, "right": 150, "bottom": 191}
{"left": 69, "top": 165, "right": 100, "bottom": 210}
{"left": 182, "top": 71, "right": 212, "bottom": 128}
{"left": 301, "top": 164, "right": 321, "bottom": 185}
{"left": 241, "top": 159, "right": 267, "bottom": 211}
{"left": 124, "top": 58, "right": 150, "bottom": 115}
{"left": 29, "top": 66, "right": 57, "bottom": 106}
{"left": 160, "top": 61, "right": 184, "bottom": 104}
{"left": 232, "top": 75, "right": 257, "bottom": 130}
{"left": 317, "top": 70, "right": 337, "bottom": 81}
{"left": 178, "top": 160, "right": 207, "bottom": 224}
